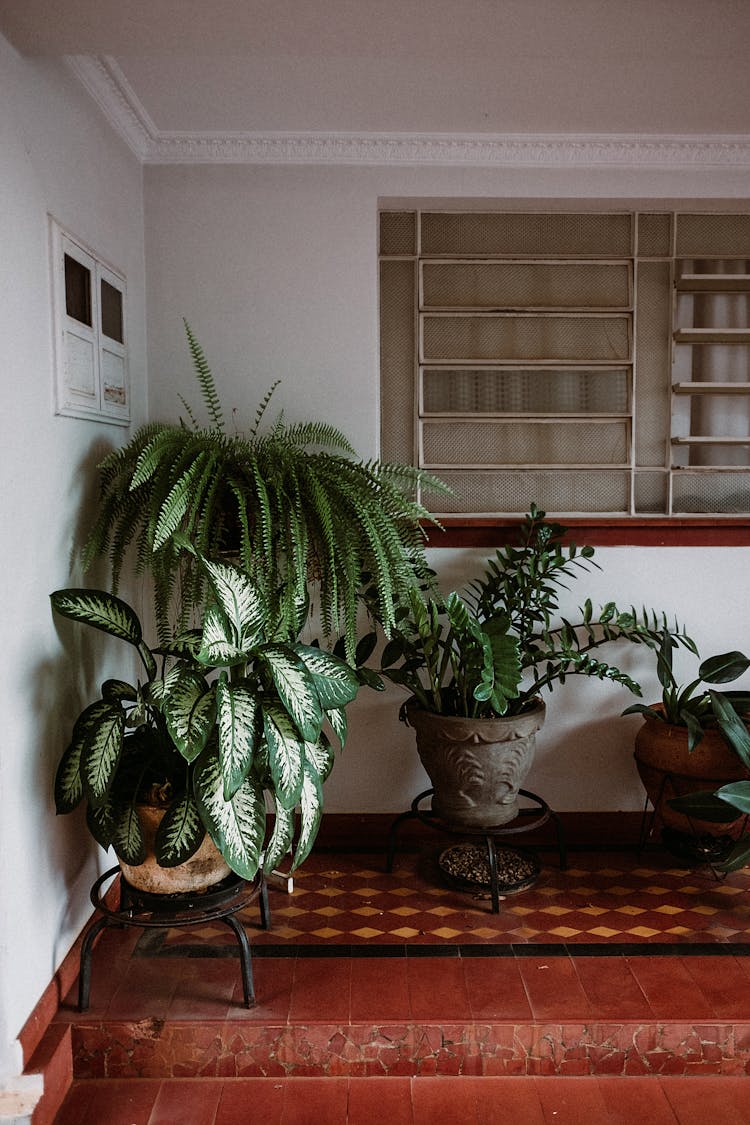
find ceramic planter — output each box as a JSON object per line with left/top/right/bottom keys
{"left": 117, "top": 804, "right": 231, "bottom": 894}
{"left": 405, "top": 699, "right": 546, "bottom": 829}
{"left": 634, "top": 711, "right": 750, "bottom": 838}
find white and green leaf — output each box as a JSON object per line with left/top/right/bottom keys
{"left": 263, "top": 802, "right": 296, "bottom": 874}
{"left": 326, "top": 706, "right": 348, "bottom": 750}
{"left": 304, "top": 733, "right": 336, "bottom": 784}
{"left": 202, "top": 557, "right": 266, "bottom": 646}
{"left": 197, "top": 604, "right": 246, "bottom": 666}
{"left": 217, "top": 675, "right": 258, "bottom": 799}
{"left": 193, "top": 747, "right": 267, "bottom": 879}
{"left": 163, "top": 668, "right": 215, "bottom": 762}
{"left": 154, "top": 792, "right": 206, "bottom": 866}
{"left": 51, "top": 589, "right": 143, "bottom": 646}
{"left": 293, "top": 644, "right": 360, "bottom": 710}
{"left": 80, "top": 701, "right": 125, "bottom": 806}
{"left": 111, "top": 800, "right": 146, "bottom": 865}
{"left": 86, "top": 800, "right": 115, "bottom": 850}
{"left": 54, "top": 739, "right": 84, "bottom": 813}
{"left": 259, "top": 644, "right": 322, "bottom": 742}
{"left": 263, "top": 701, "right": 305, "bottom": 810}
{"left": 291, "top": 759, "right": 324, "bottom": 870}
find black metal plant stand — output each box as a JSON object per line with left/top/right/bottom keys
{"left": 78, "top": 867, "right": 270, "bottom": 1011}
{"left": 386, "top": 787, "right": 567, "bottom": 913}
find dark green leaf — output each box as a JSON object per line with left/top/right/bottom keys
{"left": 154, "top": 792, "right": 206, "bottom": 866}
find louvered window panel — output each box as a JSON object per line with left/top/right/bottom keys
{"left": 380, "top": 208, "right": 750, "bottom": 517}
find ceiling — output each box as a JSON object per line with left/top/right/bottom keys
{"left": 2, "top": 0, "right": 749, "bottom": 161}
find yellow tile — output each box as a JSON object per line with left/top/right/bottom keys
{"left": 653, "top": 905, "right": 684, "bottom": 915}
{"left": 389, "top": 927, "right": 420, "bottom": 938}
{"left": 714, "top": 884, "right": 744, "bottom": 896}
{"left": 548, "top": 927, "right": 582, "bottom": 938}
{"left": 274, "top": 905, "right": 308, "bottom": 918}
{"left": 569, "top": 886, "right": 598, "bottom": 896}
{"left": 310, "top": 927, "right": 344, "bottom": 938}
{"left": 539, "top": 905, "right": 573, "bottom": 916}
{"left": 313, "top": 906, "right": 344, "bottom": 917}
{"left": 588, "top": 926, "right": 621, "bottom": 937}
{"left": 613, "top": 905, "right": 646, "bottom": 916}
{"left": 354, "top": 870, "right": 383, "bottom": 878}
{"left": 607, "top": 885, "right": 634, "bottom": 896}
{"left": 390, "top": 906, "right": 421, "bottom": 917}
{"left": 349, "top": 927, "right": 385, "bottom": 939}
{"left": 691, "top": 905, "right": 719, "bottom": 915}
{"left": 579, "top": 906, "right": 609, "bottom": 916}
{"left": 467, "top": 928, "right": 501, "bottom": 938}
{"left": 642, "top": 886, "right": 670, "bottom": 895}
{"left": 315, "top": 887, "right": 347, "bottom": 898}
{"left": 351, "top": 887, "right": 381, "bottom": 897}
{"left": 351, "top": 906, "right": 382, "bottom": 917}
{"left": 426, "top": 906, "right": 459, "bottom": 916}
{"left": 665, "top": 926, "right": 693, "bottom": 935}
{"left": 431, "top": 927, "right": 462, "bottom": 939}
{"left": 389, "top": 887, "right": 416, "bottom": 897}
{"left": 508, "top": 927, "right": 540, "bottom": 939}
{"left": 271, "top": 926, "right": 303, "bottom": 938}
{"left": 507, "top": 905, "right": 534, "bottom": 916}
{"left": 626, "top": 926, "right": 661, "bottom": 937}
{"left": 317, "top": 870, "right": 346, "bottom": 880}
{"left": 536, "top": 886, "right": 564, "bottom": 897}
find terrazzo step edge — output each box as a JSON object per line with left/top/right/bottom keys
{"left": 23, "top": 1023, "right": 73, "bottom": 1125}
{"left": 68, "top": 1018, "right": 750, "bottom": 1080}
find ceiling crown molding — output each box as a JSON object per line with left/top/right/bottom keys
{"left": 67, "top": 55, "right": 750, "bottom": 169}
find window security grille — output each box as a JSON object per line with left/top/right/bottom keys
{"left": 379, "top": 210, "right": 750, "bottom": 518}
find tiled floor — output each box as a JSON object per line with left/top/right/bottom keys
{"left": 50, "top": 843, "right": 750, "bottom": 1122}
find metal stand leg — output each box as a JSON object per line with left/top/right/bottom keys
{"left": 258, "top": 873, "right": 271, "bottom": 930}
{"left": 221, "top": 914, "right": 255, "bottom": 1007}
{"left": 386, "top": 808, "right": 419, "bottom": 872}
{"left": 78, "top": 915, "right": 111, "bottom": 1012}
{"left": 485, "top": 836, "right": 500, "bottom": 913}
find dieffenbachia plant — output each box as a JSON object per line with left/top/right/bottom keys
{"left": 51, "top": 552, "right": 362, "bottom": 879}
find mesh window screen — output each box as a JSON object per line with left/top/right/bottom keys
{"left": 421, "top": 212, "right": 632, "bottom": 257}
{"left": 422, "top": 420, "right": 628, "bottom": 467}
{"left": 421, "top": 261, "right": 631, "bottom": 309}
{"left": 422, "top": 314, "right": 631, "bottom": 363}
{"left": 422, "top": 469, "right": 630, "bottom": 515}
{"left": 422, "top": 368, "right": 629, "bottom": 415}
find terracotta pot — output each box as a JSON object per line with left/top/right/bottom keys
{"left": 405, "top": 699, "right": 546, "bottom": 829}
{"left": 634, "top": 711, "right": 750, "bottom": 837}
{"left": 118, "top": 804, "right": 231, "bottom": 894}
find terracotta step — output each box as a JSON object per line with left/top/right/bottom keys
{"left": 23, "top": 1023, "right": 72, "bottom": 1125}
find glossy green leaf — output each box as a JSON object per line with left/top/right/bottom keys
{"left": 259, "top": 645, "right": 322, "bottom": 742}
{"left": 101, "top": 679, "right": 138, "bottom": 703}
{"left": 326, "top": 706, "right": 348, "bottom": 750}
{"left": 197, "top": 604, "right": 246, "bottom": 666}
{"left": 715, "top": 780, "right": 750, "bottom": 816}
{"left": 154, "top": 792, "right": 206, "bottom": 866}
{"left": 217, "top": 675, "right": 258, "bottom": 800}
{"left": 667, "top": 789, "right": 743, "bottom": 822}
{"left": 263, "top": 702, "right": 305, "bottom": 810}
{"left": 163, "top": 668, "right": 215, "bottom": 762}
{"left": 86, "top": 800, "right": 115, "bottom": 850}
{"left": 193, "top": 746, "right": 267, "bottom": 879}
{"left": 710, "top": 690, "right": 750, "bottom": 770}
{"left": 304, "top": 734, "right": 336, "bottom": 785}
{"left": 80, "top": 701, "right": 125, "bottom": 805}
{"left": 700, "top": 651, "right": 750, "bottom": 685}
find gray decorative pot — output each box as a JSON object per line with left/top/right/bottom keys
{"left": 405, "top": 699, "right": 546, "bottom": 829}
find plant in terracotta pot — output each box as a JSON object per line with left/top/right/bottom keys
{"left": 375, "top": 506, "right": 674, "bottom": 830}
{"left": 83, "top": 322, "right": 442, "bottom": 657}
{"left": 623, "top": 630, "right": 750, "bottom": 858}
{"left": 51, "top": 549, "right": 362, "bottom": 892}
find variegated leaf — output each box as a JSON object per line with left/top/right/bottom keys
{"left": 54, "top": 739, "right": 84, "bottom": 813}
{"left": 259, "top": 644, "right": 322, "bottom": 742}
{"left": 197, "top": 604, "right": 246, "bottom": 666}
{"left": 111, "top": 800, "right": 146, "bottom": 865}
{"left": 263, "top": 702, "right": 305, "bottom": 810}
{"left": 217, "top": 675, "right": 258, "bottom": 799}
{"left": 163, "top": 668, "right": 215, "bottom": 762}
{"left": 290, "top": 759, "right": 324, "bottom": 870}
{"left": 193, "top": 746, "right": 267, "bottom": 879}
{"left": 80, "top": 701, "right": 125, "bottom": 806}
{"left": 263, "top": 802, "right": 295, "bottom": 874}
{"left": 154, "top": 792, "right": 206, "bottom": 866}
{"left": 202, "top": 557, "right": 266, "bottom": 646}
{"left": 86, "top": 800, "right": 115, "bottom": 850}
{"left": 326, "top": 706, "right": 348, "bottom": 750}
{"left": 293, "top": 644, "right": 360, "bottom": 710}
{"left": 156, "top": 629, "right": 204, "bottom": 662}
{"left": 50, "top": 589, "right": 143, "bottom": 645}
{"left": 101, "top": 679, "right": 138, "bottom": 703}
{"left": 304, "top": 734, "right": 336, "bottom": 785}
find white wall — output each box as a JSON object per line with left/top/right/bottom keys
{"left": 0, "top": 35, "right": 147, "bottom": 1087}
{"left": 144, "top": 163, "right": 750, "bottom": 816}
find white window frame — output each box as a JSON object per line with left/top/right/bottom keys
{"left": 50, "top": 218, "right": 129, "bottom": 425}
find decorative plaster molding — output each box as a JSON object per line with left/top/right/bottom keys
{"left": 66, "top": 55, "right": 750, "bottom": 169}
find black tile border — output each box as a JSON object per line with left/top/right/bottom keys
{"left": 133, "top": 935, "right": 750, "bottom": 960}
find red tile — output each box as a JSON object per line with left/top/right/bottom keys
{"left": 347, "top": 1076, "right": 414, "bottom": 1124}
{"left": 463, "top": 957, "right": 533, "bottom": 1020}
{"left": 516, "top": 957, "right": 592, "bottom": 1021}
{"left": 407, "top": 958, "right": 472, "bottom": 1020}
{"left": 64, "top": 1078, "right": 160, "bottom": 1124}
{"left": 231, "top": 956, "right": 295, "bottom": 1021}
{"left": 596, "top": 1076, "right": 682, "bottom": 1123}
{"left": 572, "top": 956, "right": 653, "bottom": 1019}
{"left": 166, "top": 959, "right": 238, "bottom": 1019}
{"left": 350, "top": 958, "right": 411, "bottom": 1021}
{"left": 411, "top": 1075, "right": 479, "bottom": 1124}
{"left": 659, "top": 1075, "right": 750, "bottom": 1124}
{"left": 104, "top": 961, "right": 179, "bottom": 1019}
{"left": 474, "top": 1077, "right": 546, "bottom": 1123}
{"left": 148, "top": 1078, "right": 223, "bottom": 1123}
{"left": 289, "top": 958, "right": 351, "bottom": 1021}
{"left": 625, "top": 956, "right": 715, "bottom": 1020}
{"left": 681, "top": 955, "right": 750, "bottom": 1019}
{"left": 280, "top": 1076, "right": 349, "bottom": 1122}
{"left": 52, "top": 1080, "right": 96, "bottom": 1125}
{"left": 533, "top": 1075, "right": 609, "bottom": 1123}
{"left": 215, "top": 1077, "right": 284, "bottom": 1124}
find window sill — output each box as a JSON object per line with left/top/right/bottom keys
{"left": 423, "top": 517, "right": 750, "bottom": 548}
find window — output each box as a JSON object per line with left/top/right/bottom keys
{"left": 51, "top": 219, "right": 129, "bottom": 424}
{"left": 379, "top": 209, "right": 750, "bottom": 524}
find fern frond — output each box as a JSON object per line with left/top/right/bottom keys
{"left": 183, "top": 319, "right": 224, "bottom": 431}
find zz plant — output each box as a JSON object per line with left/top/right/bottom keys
{"left": 83, "top": 321, "right": 441, "bottom": 657}
{"left": 51, "top": 551, "right": 362, "bottom": 878}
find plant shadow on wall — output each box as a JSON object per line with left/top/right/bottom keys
{"left": 51, "top": 323, "right": 445, "bottom": 888}
{"left": 366, "top": 506, "right": 693, "bottom": 831}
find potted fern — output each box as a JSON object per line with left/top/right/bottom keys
{"left": 51, "top": 549, "right": 362, "bottom": 891}
{"left": 83, "top": 321, "right": 442, "bottom": 657}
